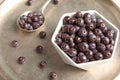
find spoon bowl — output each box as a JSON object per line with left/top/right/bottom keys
{"left": 17, "top": 0, "right": 51, "bottom": 32}
{"left": 17, "top": 11, "right": 45, "bottom": 32}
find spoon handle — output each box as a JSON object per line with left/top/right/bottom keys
{"left": 41, "top": 0, "right": 51, "bottom": 14}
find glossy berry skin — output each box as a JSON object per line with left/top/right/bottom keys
{"left": 78, "top": 28, "right": 88, "bottom": 37}
{"left": 78, "top": 42, "right": 89, "bottom": 51}
{"left": 67, "top": 48, "right": 77, "bottom": 57}
{"left": 97, "top": 43, "right": 106, "bottom": 52}
{"left": 61, "top": 42, "right": 70, "bottom": 52}
{"left": 103, "top": 50, "right": 112, "bottom": 59}
{"left": 101, "top": 37, "right": 110, "bottom": 45}
{"left": 94, "top": 52, "right": 103, "bottom": 60}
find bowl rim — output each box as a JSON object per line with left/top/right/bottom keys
{"left": 51, "top": 10, "right": 119, "bottom": 66}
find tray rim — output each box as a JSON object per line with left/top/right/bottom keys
{"left": 0, "top": 0, "right": 119, "bottom": 80}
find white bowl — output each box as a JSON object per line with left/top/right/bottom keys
{"left": 51, "top": 10, "right": 119, "bottom": 70}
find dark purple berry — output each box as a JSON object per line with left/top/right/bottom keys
{"left": 85, "top": 50, "right": 93, "bottom": 59}
{"left": 49, "top": 72, "right": 57, "bottom": 80}
{"left": 78, "top": 28, "right": 88, "bottom": 37}
{"left": 101, "top": 37, "right": 110, "bottom": 45}
{"left": 63, "top": 16, "right": 70, "bottom": 25}
{"left": 17, "top": 56, "right": 26, "bottom": 64}
{"left": 61, "top": 42, "right": 70, "bottom": 51}
{"left": 10, "top": 40, "right": 19, "bottom": 48}
{"left": 74, "top": 11, "right": 83, "bottom": 18}
{"left": 36, "top": 45, "right": 43, "bottom": 53}
{"left": 78, "top": 42, "right": 89, "bottom": 51}
{"left": 103, "top": 50, "right": 112, "bottom": 59}
{"left": 97, "top": 43, "right": 106, "bottom": 51}
{"left": 39, "top": 31, "right": 46, "bottom": 39}
{"left": 89, "top": 43, "right": 96, "bottom": 50}
{"left": 86, "top": 23, "right": 95, "bottom": 30}
{"left": 94, "top": 28, "right": 102, "bottom": 36}
{"left": 105, "top": 29, "right": 114, "bottom": 38}
{"left": 94, "top": 52, "right": 103, "bottom": 60}
{"left": 76, "top": 18, "right": 84, "bottom": 26}
{"left": 67, "top": 48, "right": 77, "bottom": 57}
{"left": 74, "top": 36, "right": 82, "bottom": 44}
{"left": 39, "top": 60, "right": 47, "bottom": 69}
{"left": 76, "top": 55, "right": 87, "bottom": 63}
{"left": 53, "top": 0, "right": 59, "bottom": 5}
{"left": 106, "top": 44, "right": 114, "bottom": 52}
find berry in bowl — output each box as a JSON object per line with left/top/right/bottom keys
{"left": 51, "top": 10, "right": 119, "bottom": 70}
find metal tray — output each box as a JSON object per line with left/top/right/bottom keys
{"left": 0, "top": 0, "right": 119, "bottom": 80}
